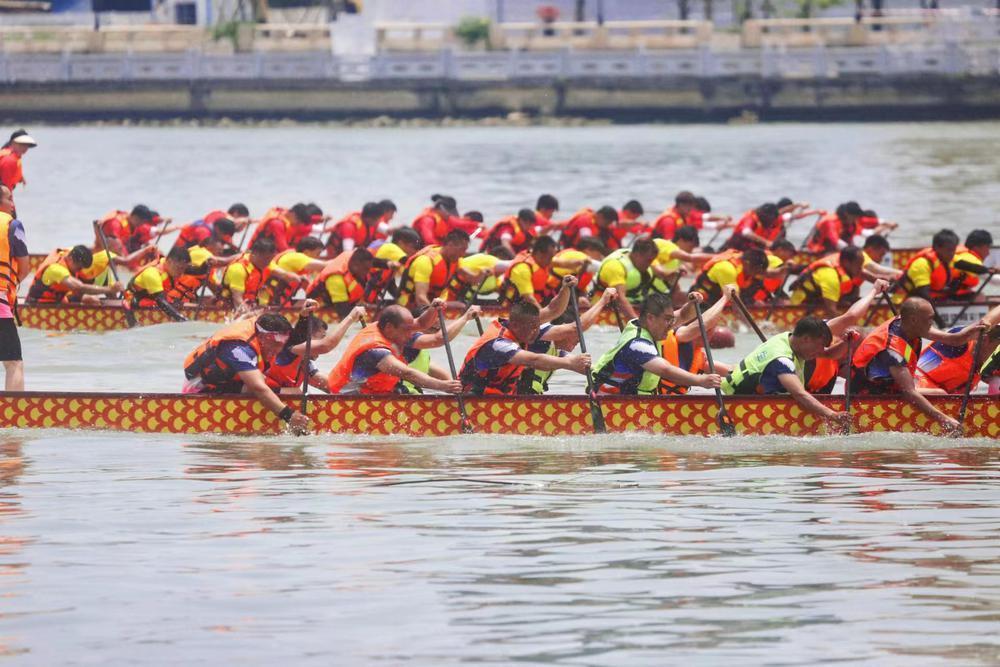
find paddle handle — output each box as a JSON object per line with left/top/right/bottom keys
{"left": 691, "top": 294, "right": 734, "bottom": 436}
{"left": 948, "top": 275, "right": 992, "bottom": 328}
{"left": 93, "top": 220, "right": 124, "bottom": 287}
{"left": 300, "top": 315, "right": 312, "bottom": 415}
{"left": 733, "top": 292, "right": 767, "bottom": 343}
{"left": 569, "top": 286, "right": 606, "bottom": 434}
{"left": 843, "top": 333, "right": 857, "bottom": 434}
{"left": 437, "top": 307, "right": 472, "bottom": 433}
{"left": 465, "top": 273, "right": 489, "bottom": 336}
{"left": 958, "top": 329, "right": 986, "bottom": 427}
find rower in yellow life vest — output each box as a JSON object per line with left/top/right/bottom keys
{"left": 898, "top": 229, "right": 959, "bottom": 302}
{"left": 257, "top": 236, "right": 329, "bottom": 307}
{"left": 365, "top": 227, "right": 422, "bottom": 303}
{"left": 542, "top": 237, "right": 608, "bottom": 309}
{"left": 397, "top": 230, "right": 470, "bottom": 311}
{"left": 789, "top": 246, "right": 866, "bottom": 318}
{"left": 502, "top": 235, "right": 559, "bottom": 306}
{"left": 125, "top": 247, "right": 191, "bottom": 321}
{"left": 184, "top": 313, "right": 309, "bottom": 434}
{"left": 26, "top": 245, "right": 123, "bottom": 305}
{"left": 915, "top": 304, "right": 1000, "bottom": 395}
{"left": 219, "top": 238, "right": 279, "bottom": 310}
{"left": 591, "top": 238, "right": 659, "bottom": 319}
{"left": 264, "top": 306, "right": 366, "bottom": 392}
{"left": 305, "top": 248, "right": 375, "bottom": 318}
{"left": 850, "top": 297, "right": 984, "bottom": 433}
{"left": 689, "top": 248, "right": 769, "bottom": 307}
{"left": 327, "top": 305, "right": 463, "bottom": 395}
{"left": 946, "top": 230, "right": 999, "bottom": 300}
{"left": 650, "top": 225, "right": 715, "bottom": 296}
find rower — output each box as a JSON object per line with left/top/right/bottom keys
{"left": 723, "top": 202, "right": 782, "bottom": 252}
{"left": 164, "top": 232, "right": 239, "bottom": 305}
{"left": 265, "top": 305, "right": 366, "bottom": 393}
{"left": 650, "top": 225, "right": 715, "bottom": 296}
{"left": 96, "top": 205, "right": 158, "bottom": 256}
{"left": 183, "top": 313, "right": 309, "bottom": 434}
{"left": 850, "top": 297, "right": 985, "bottom": 433}
{"left": 721, "top": 316, "right": 850, "bottom": 428}
{"left": 947, "top": 230, "right": 999, "bottom": 300}
{"left": 248, "top": 203, "right": 321, "bottom": 253}
{"left": 324, "top": 201, "right": 386, "bottom": 257}
{"left": 219, "top": 238, "right": 278, "bottom": 310}
{"left": 789, "top": 246, "right": 866, "bottom": 318}
{"left": 305, "top": 248, "right": 375, "bottom": 317}
{"left": 657, "top": 286, "right": 736, "bottom": 394}
{"left": 84, "top": 231, "right": 157, "bottom": 289}
{"left": 859, "top": 235, "right": 904, "bottom": 283}
{"left": 458, "top": 277, "right": 596, "bottom": 396}
{"left": 534, "top": 193, "right": 560, "bottom": 231}
{"left": 26, "top": 245, "right": 123, "bottom": 304}
{"left": 756, "top": 240, "right": 800, "bottom": 304}
{"left": 613, "top": 200, "right": 646, "bottom": 245}
{"left": 592, "top": 292, "right": 723, "bottom": 395}
{"left": 169, "top": 208, "right": 240, "bottom": 250}
{"left": 559, "top": 205, "right": 620, "bottom": 251}
{"left": 397, "top": 301, "right": 483, "bottom": 394}
{"left": 480, "top": 208, "right": 537, "bottom": 256}
{"left": 125, "top": 247, "right": 191, "bottom": 321}
{"left": 651, "top": 191, "right": 697, "bottom": 240}
{"left": 367, "top": 227, "right": 422, "bottom": 303}
{"left": 502, "top": 235, "right": 559, "bottom": 306}
{"left": 397, "top": 229, "right": 470, "bottom": 311}
{"left": 805, "top": 201, "right": 864, "bottom": 254}
{"left": 412, "top": 194, "right": 458, "bottom": 246}
{"left": 450, "top": 250, "right": 510, "bottom": 302}
{"left": 915, "top": 305, "right": 1000, "bottom": 395}
{"left": 689, "top": 248, "right": 769, "bottom": 307}
{"left": 257, "top": 236, "right": 329, "bottom": 307}
{"left": 544, "top": 237, "right": 608, "bottom": 306}
{"left": 591, "top": 238, "right": 659, "bottom": 319}
{"left": 897, "top": 229, "right": 959, "bottom": 309}
{"left": 327, "top": 304, "right": 463, "bottom": 395}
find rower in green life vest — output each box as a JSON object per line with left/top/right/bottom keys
{"left": 396, "top": 300, "right": 482, "bottom": 394}
{"left": 590, "top": 238, "right": 659, "bottom": 320}
{"left": 592, "top": 293, "right": 723, "bottom": 395}
{"left": 722, "top": 315, "right": 850, "bottom": 428}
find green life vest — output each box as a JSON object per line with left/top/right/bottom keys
{"left": 398, "top": 348, "right": 431, "bottom": 395}
{"left": 592, "top": 319, "right": 662, "bottom": 395}
{"left": 516, "top": 339, "right": 558, "bottom": 395}
{"left": 982, "top": 344, "right": 1000, "bottom": 377}
{"left": 596, "top": 249, "right": 648, "bottom": 302}
{"left": 721, "top": 332, "right": 804, "bottom": 395}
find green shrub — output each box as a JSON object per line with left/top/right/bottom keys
{"left": 454, "top": 16, "right": 491, "bottom": 48}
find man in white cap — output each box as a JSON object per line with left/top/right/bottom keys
{"left": 0, "top": 130, "right": 36, "bottom": 192}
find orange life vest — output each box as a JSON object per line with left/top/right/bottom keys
{"left": 503, "top": 251, "right": 552, "bottom": 303}
{"left": 327, "top": 323, "right": 403, "bottom": 394}
{"left": 652, "top": 207, "right": 687, "bottom": 239}
{"left": 900, "top": 247, "right": 951, "bottom": 298}
{"left": 306, "top": 250, "right": 365, "bottom": 305}
{"left": 915, "top": 339, "right": 978, "bottom": 394}
{"left": 26, "top": 251, "right": 73, "bottom": 303}
{"left": 805, "top": 357, "right": 839, "bottom": 393}
{"left": 806, "top": 213, "right": 842, "bottom": 254}
{"left": 658, "top": 330, "right": 706, "bottom": 395}
{"left": 265, "top": 351, "right": 307, "bottom": 390}
{"left": 248, "top": 207, "right": 290, "bottom": 248}
{"left": 791, "top": 255, "right": 854, "bottom": 302}
{"left": 126, "top": 258, "right": 177, "bottom": 307}
{"left": 458, "top": 319, "right": 525, "bottom": 395}
{"left": 559, "top": 208, "right": 597, "bottom": 249}
{"left": 482, "top": 215, "right": 532, "bottom": 254}
{"left": 851, "top": 317, "right": 921, "bottom": 391}
{"left": 692, "top": 250, "right": 758, "bottom": 301}
{"left": 258, "top": 249, "right": 305, "bottom": 306}
{"left": 411, "top": 207, "right": 449, "bottom": 244}
{"left": 183, "top": 319, "right": 265, "bottom": 393}
{"left": 397, "top": 245, "right": 458, "bottom": 307}
{"left": 221, "top": 254, "right": 265, "bottom": 304}
{"left": 97, "top": 210, "right": 131, "bottom": 248}
{"left": 0, "top": 213, "right": 22, "bottom": 306}
{"left": 946, "top": 245, "right": 982, "bottom": 297}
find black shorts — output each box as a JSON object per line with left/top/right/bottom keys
{"left": 0, "top": 318, "right": 22, "bottom": 362}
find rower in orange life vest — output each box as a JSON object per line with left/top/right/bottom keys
{"left": 96, "top": 205, "right": 160, "bottom": 256}
{"left": 264, "top": 304, "right": 366, "bottom": 392}
{"left": 502, "top": 235, "right": 560, "bottom": 307}
{"left": 946, "top": 229, "right": 1000, "bottom": 300}
{"left": 532, "top": 193, "right": 560, "bottom": 233}
{"left": 0, "top": 130, "right": 36, "bottom": 193}
{"left": 306, "top": 247, "right": 375, "bottom": 318}
{"left": 590, "top": 238, "right": 660, "bottom": 319}
{"left": 789, "top": 246, "right": 866, "bottom": 318}
{"left": 165, "top": 225, "right": 242, "bottom": 305}
{"left": 168, "top": 203, "right": 248, "bottom": 251}
{"left": 26, "top": 245, "right": 123, "bottom": 305}
{"left": 609, "top": 200, "right": 646, "bottom": 247}
{"left": 651, "top": 191, "right": 698, "bottom": 240}
{"left": 366, "top": 227, "right": 422, "bottom": 304}
{"left": 656, "top": 286, "right": 736, "bottom": 394}
{"left": 850, "top": 297, "right": 985, "bottom": 434}
{"left": 411, "top": 194, "right": 482, "bottom": 246}
{"left": 257, "top": 236, "right": 330, "bottom": 307}
{"left": 248, "top": 203, "right": 323, "bottom": 253}
{"left": 915, "top": 304, "right": 1000, "bottom": 395}
{"left": 395, "top": 300, "right": 485, "bottom": 394}
{"left": 398, "top": 229, "right": 470, "bottom": 311}
{"left": 723, "top": 202, "right": 783, "bottom": 252}
{"left": 805, "top": 201, "right": 890, "bottom": 255}
{"left": 459, "top": 276, "right": 602, "bottom": 395}
{"left": 327, "top": 304, "right": 463, "bottom": 395}
{"left": 219, "top": 238, "right": 279, "bottom": 310}
{"left": 323, "top": 201, "right": 388, "bottom": 258}
{"left": 689, "top": 247, "right": 770, "bottom": 307}
{"left": 558, "top": 205, "right": 621, "bottom": 251}
{"left": 125, "top": 247, "right": 192, "bottom": 321}
{"left": 480, "top": 208, "right": 537, "bottom": 257}
{"left": 183, "top": 313, "right": 310, "bottom": 434}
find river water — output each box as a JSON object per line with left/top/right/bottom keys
{"left": 3, "top": 122, "right": 999, "bottom": 664}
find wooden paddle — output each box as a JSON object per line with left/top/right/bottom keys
{"left": 465, "top": 273, "right": 489, "bottom": 336}
{"left": 957, "top": 328, "right": 986, "bottom": 431}
{"left": 691, "top": 295, "right": 736, "bottom": 437}
{"left": 93, "top": 220, "right": 137, "bottom": 328}
{"left": 947, "top": 275, "right": 993, "bottom": 328}
{"left": 300, "top": 315, "right": 312, "bottom": 416}
{"left": 732, "top": 293, "right": 767, "bottom": 343}
{"left": 569, "top": 286, "right": 606, "bottom": 434}
{"left": 843, "top": 332, "right": 857, "bottom": 435}
{"left": 437, "top": 306, "right": 473, "bottom": 434}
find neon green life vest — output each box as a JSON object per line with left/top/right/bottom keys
{"left": 721, "top": 332, "right": 804, "bottom": 395}
{"left": 516, "top": 340, "right": 558, "bottom": 394}
{"left": 592, "top": 319, "right": 662, "bottom": 395}
{"left": 982, "top": 344, "right": 1000, "bottom": 377}
{"left": 398, "top": 348, "right": 431, "bottom": 395}
{"left": 596, "top": 249, "right": 648, "bottom": 302}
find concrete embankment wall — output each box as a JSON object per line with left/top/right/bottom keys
{"left": 3, "top": 75, "right": 1000, "bottom": 122}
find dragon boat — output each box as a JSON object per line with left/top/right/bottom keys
{"left": 1, "top": 392, "right": 995, "bottom": 438}
{"left": 14, "top": 298, "right": 998, "bottom": 333}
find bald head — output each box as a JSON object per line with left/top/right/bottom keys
{"left": 900, "top": 297, "right": 934, "bottom": 338}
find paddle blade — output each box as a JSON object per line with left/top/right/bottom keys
{"left": 589, "top": 397, "right": 607, "bottom": 434}
{"left": 717, "top": 410, "right": 737, "bottom": 438}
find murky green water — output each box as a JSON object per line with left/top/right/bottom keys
{"left": 3, "top": 122, "right": 999, "bottom": 663}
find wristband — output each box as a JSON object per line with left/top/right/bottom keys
{"left": 278, "top": 406, "right": 293, "bottom": 422}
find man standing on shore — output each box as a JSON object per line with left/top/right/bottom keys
{"left": 0, "top": 184, "right": 29, "bottom": 390}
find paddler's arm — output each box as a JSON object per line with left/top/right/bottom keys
{"left": 237, "top": 368, "right": 310, "bottom": 434}
{"left": 927, "top": 322, "right": 987, "bottom": 347}
{"left": 641, "top": 357, "right": 721, "bottom": 389}
{"left": 777, "top": 372, "right": 849, "bottom": 425}
{"left": 375, "top": 355, "right": 461, "bottom": 394}
{"left": 508, "top": 349, "right": 590, "bottom": 374}
{"left": 114, "top": 244, "right": 158, "bottom": 266}
{"left": 543, "top": 289, "right": 618, "bottom": 341}
{"left": 208, "top": 252, "right": 244, "bottom": 268}
{"left": 613, "top": 289, "right": 638, "bottom": 320}
{"left": 538, "top": 275, "right": 576, "bottom": 324}
{"left": 14, "top": 256, "right": 30, "bottom": 282}
{"left": 889, "top": 365, "right": 959, "bottom": 432}
{"left": 411, "top": 306, "right": 482, "bottom": 349}
{"left": 151, "top": 293, "right": 188, "bottom": 322}
{"left": 60, "top": 275, "right": 123, "bottom": 297}
{"left": 671, "top": 248, "right": 714, "bottom": 265}
{"left": 675, "top": 287, "right": 733, "bottom": 343}
{"left": 289, "top": 306, "right": 365, "bottom": 356}
{"left": 827, "top": 280, "right": 888, "bottom": 339}
{"left": 862, "top": 262, "right": 903, "bottom": 282}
